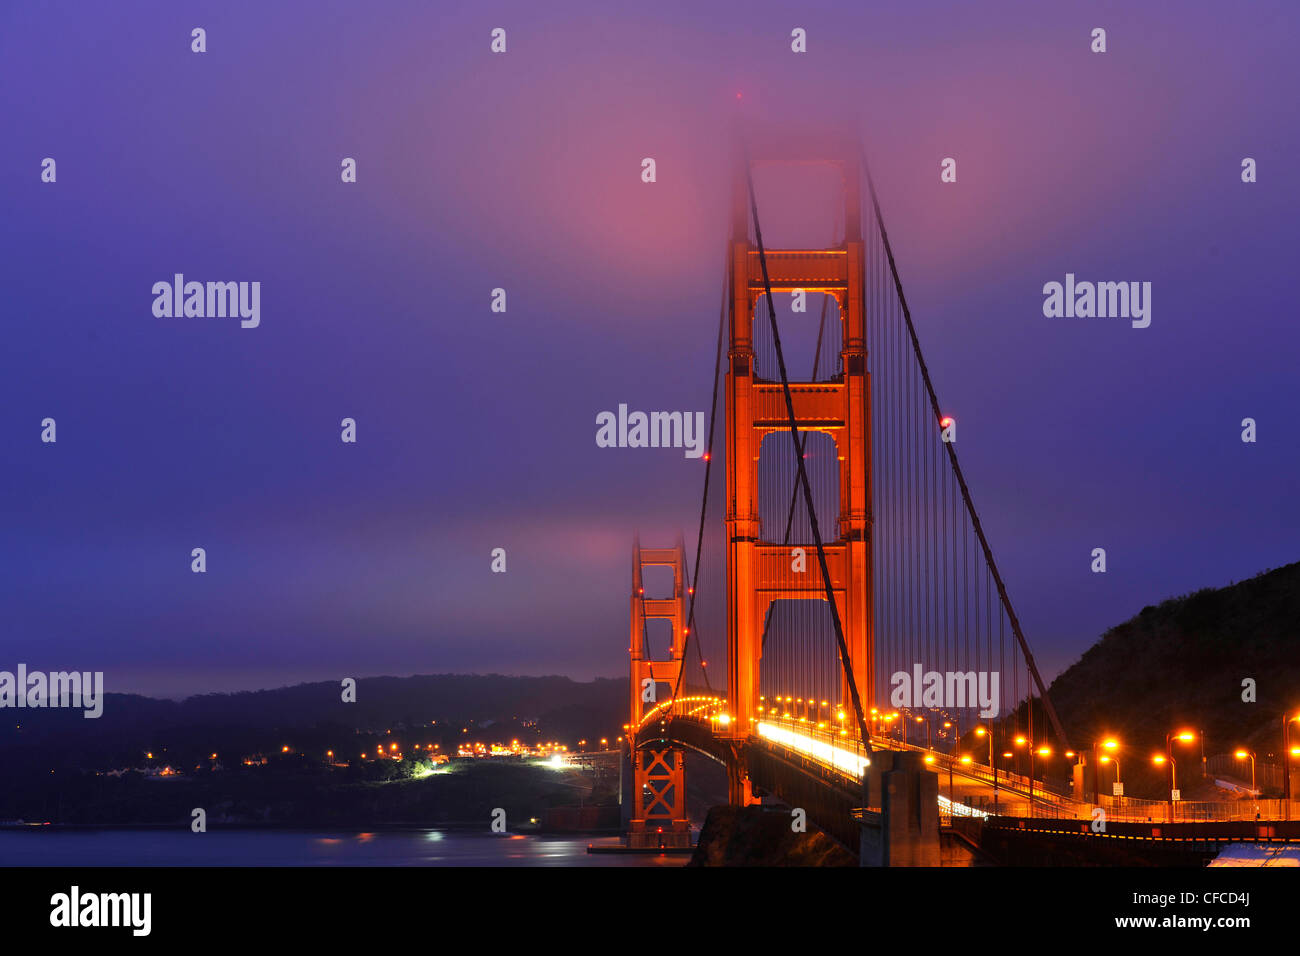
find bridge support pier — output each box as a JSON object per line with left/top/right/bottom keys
{"left": 726, "top": 749, "right": 754, "bottom": 807}
{"left": 860, "top": 752, "right": 940, "bottom": 866}
{"left": 628, "top": 746, "right": 692, "bottom": 849}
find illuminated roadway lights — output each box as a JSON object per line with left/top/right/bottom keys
{"left": 943, "top": 718, "right": 959, "bottom": 758}
{"left": 1284, "top": 713, "right": 1300, "bottom": 819}
{"left": 974, "top": 726, "right": 997, "bottom": 796}
{"left": 1233, "top": 749, "right": 1257, "bottom": 794}
{"left": 939, "top": 794, "right": 988, "bottom": 819}
{"left": 1164, "top": 730, "right": 1196, "bottom": 812}
{"left": 1009, "top": 735, "right": 1038, "bottom": 816}
{"left": 1034, "top": 746, "right": 1053, "bottom": 796}
{"left": 1098, "top": 754, "right": 1122, "bottom": 794}
{"left": 757, "top": 721, "right": 870, "bottom": 779}
{"left": 1092, "top": 736, "right": 1120, "bottom": 800}
{"left": 925, "top": 750, "right": 949, "bottom": 804}
{"left": 1151, "top": 753, "right": 1177, "bottom": 821}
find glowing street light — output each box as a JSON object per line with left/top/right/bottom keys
{"left": 974, "top": 725, "right": 998, "bottom": 799}
{"left": 1090, "top": 737, "right": 1121, "bottom": 802}
{"left": 1153, "top": 753, "right": 1177, "bottom": 820}
{"left": 1233, "top": 749, "right": 1257, "bottom": 794}
{"left": 915, "top": 714, "right": 932, "bottom": 750}
{"left": 1012, "top": 734, "right": 1038, "bottom": 816}
{"left": 1099, "top": 754, "right": 1122, "bottom": 789}
{"left": 1163, "top": 730, "right": 1197, "bottom": 816}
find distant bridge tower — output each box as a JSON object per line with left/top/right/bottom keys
{"left": 721, "top": 138, "right": 875, "bottom": 804}
{"left": 627, "top": 535, "right": 692, "bottom": 848}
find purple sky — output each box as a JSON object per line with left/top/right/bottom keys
{"left": 2, "top": 1, "right": 1297, "bottom": 699}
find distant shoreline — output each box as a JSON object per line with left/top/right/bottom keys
{"left": 0, "top": 822, "right": 623, "bottom": 834}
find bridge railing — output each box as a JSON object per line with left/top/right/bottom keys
{"left": 706, "top": 713, "right": 1300, "bottom": 823}
{"left": 755, "top": 716, "right": 1080, "bottom": 817}
{"left": 1206, "top": 753, "right": 1285, "bottom": 792}
{"left": 1094, "top": 793, "right": 1295, "bottom": 823}
{"left": 866, "top": 732, "right": 1080, "bottom": 813}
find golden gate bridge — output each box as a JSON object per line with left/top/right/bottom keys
{"left": 621, "top": 133, "right": 1300, "bottom": 865}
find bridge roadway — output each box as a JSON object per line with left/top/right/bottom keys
{"left": 645, "top": 713, "right": 1300, "bottom": 854}
{"left": 636, "top": 712, "right": 1084, "bottom": 848}
{"left": 648, "top": 713, "right": 1078, "bottom": 817}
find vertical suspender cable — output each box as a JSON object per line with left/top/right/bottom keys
{"left": 859, "top": 143, "right": 1070, "bottom": 750}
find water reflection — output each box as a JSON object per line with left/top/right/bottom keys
{"left": 0, "top": 829, "right": 689, "bottom": 867}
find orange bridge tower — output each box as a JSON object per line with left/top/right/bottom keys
{"left": 627, "top": 535, "right": 692, "bottom": 848}
{"left": 721, "top": 139, "right": 875, "bottom": 804}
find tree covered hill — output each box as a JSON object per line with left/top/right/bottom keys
{"left": 1041, "top": 561, "right": 1300, "bottom": 786}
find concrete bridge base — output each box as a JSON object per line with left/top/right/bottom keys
{"left": 860, "top": 751, "right": 940, "bottom": 866}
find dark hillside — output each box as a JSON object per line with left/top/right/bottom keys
{"left": 1039, "top": 561, "right": 1300, "bottom": 796}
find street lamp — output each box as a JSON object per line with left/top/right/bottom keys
{"left": 1012, "top": 735, "right": 1034, "bottom": 817}
{"left": 1036, "top": 745, "right": 1055, "bottom": 796}
{"left": 916, "top": 715, "right": 931, "bottom": 750}
{"left": 1153, "top": 754, "right": 1176, "bottom": 821}
{"left": 975, "top": 726, "right": 996, "bottom": 798}
{"left": 1284, "top": 713, "right": 1300, "bottom": 820}
{"left": 1099, "top": 754, "right": 1123, "bottom": 808}
{"left": 1092, "top": 737, "right": 1120, "bottom": 803}
{"left": 1098, "top": 754, "right": 1122, "bottom": 779}
{"left": 1233, "top": 749, "right": 1256, "bottom": 794}
{"left": 1165, "top": 730, "right": 1196, "bottom": 815}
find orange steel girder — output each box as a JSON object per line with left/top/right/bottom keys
{"left": 723, "top": 143, "right": 875, "bottom": 792}
{"left": 628, "top": 536, "right": 691, "bottom": 843}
